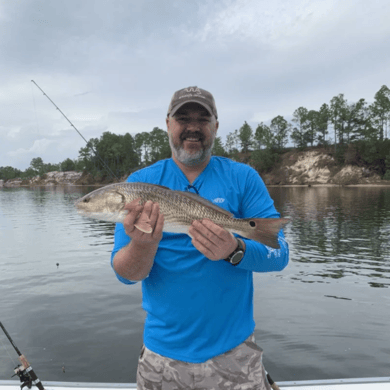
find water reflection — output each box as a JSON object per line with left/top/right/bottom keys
{"left": 269, "top": 186, "right": 390, "bottom": 288}
{"left": 1, "top": 185, "right": 390, "bottom": 382}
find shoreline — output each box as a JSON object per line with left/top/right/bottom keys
{"left": 267, "top": 183, "right": 390, "bottom": 187}
{"left": 2, "top": 182, "right": 390, "bottom": 189}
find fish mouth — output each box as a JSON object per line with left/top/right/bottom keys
{"left": 74, "top": 195, "right": 90, "bottom": 208}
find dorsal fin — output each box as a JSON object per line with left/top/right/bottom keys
{"left": 126, "top": 182, "right": 233, "bottom": 218}
{"left": 175, "top": 190, "right": 233, "bottom": 217}
{"left": 146, "top": 183, "right": 171, "bottom": 190}
{"left": 132, "top": 182, "right": 171, "bottom": 191}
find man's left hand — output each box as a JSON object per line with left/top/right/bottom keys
{"left": 188, "top": 219, "right": 238, "bottom": 261}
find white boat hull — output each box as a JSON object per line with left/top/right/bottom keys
{"left": 1, "top": 377, "right": 390, "bottom": 390}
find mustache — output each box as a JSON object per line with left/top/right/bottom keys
{"left": 180, "top": 130, "right": 204, "bottom": 141}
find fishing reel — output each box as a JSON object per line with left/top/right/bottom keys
{"left": 12, "top": 364, "right": 33, "bottom": 390}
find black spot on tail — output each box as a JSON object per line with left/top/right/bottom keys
{"left": 249, "top": 220, "right": 256, "bottom": 227}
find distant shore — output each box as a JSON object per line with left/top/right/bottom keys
{"left": 2, "top": 149, "right": 390, "bottom": 188}
{"left": 3, "top": 180, "right": 390, "bottom": 189}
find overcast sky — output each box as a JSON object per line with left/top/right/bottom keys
{"left": 1, "top": 0, "right": 389, "bottom": 170}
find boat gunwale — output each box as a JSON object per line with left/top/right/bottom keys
{"left": 0, "top": 377, "right": 389, "bottom": 388}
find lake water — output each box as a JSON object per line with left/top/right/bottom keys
{"left": 0, "top": 185, "right": 389, "bottom": 384}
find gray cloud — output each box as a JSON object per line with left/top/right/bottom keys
{"left": 1, "top": 0, "right": 389, "bottom": 170}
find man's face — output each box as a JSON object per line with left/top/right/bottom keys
{"left": 166, "top": 103, "right": 219, "bottom": 167}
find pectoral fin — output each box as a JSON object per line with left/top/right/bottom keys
{"left": 134, "top": 213, "right": 153, "bottom": 233}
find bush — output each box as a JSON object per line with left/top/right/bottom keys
{"left": 344, "top": 144, "right": 360, "bottom": 165}
{"left": 354, "top": 139, "right": 390, "bottom": 175}
{"left": 250, "top": 149, "right": 280, "bottom": 173}
{"left": 383, "top": 170, "right": 390, "bottom": 181}
{"left": 333, "top": 144, "right": 348, "bottom": 164}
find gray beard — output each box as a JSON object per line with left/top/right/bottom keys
{"left": 169, "top": 135, "right": 215, "bottom": 167}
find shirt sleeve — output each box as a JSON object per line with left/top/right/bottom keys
{"left": 235, "top": 168, "right": 289, "bottom": 273}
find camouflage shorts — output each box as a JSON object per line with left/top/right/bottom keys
{"left": 136, "top": 333, "right": 271, "bottom": 390}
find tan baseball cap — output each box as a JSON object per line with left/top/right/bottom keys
{"left": 167, "top": 86, "right": 218, "bottom": 119}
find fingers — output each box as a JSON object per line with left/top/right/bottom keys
{"left": 123, "top": 198, "right": 143, "bottom": 233}
{"left": 123, "top": 199, "right": 164, "bottom": 242}
{"left": 190, "top": 219, "right": 231, "bottom": 245}
{"left": 192, "top": 237, "right": 216, "bottom": 259}
{"left": 189, "top": 219, "right": 237, "bottom": 261}
{"left": 152, "top": 212, "right": 164, "bottom": 240}
{"left": 148, "top": 202, "right": 160, "bottom": 228}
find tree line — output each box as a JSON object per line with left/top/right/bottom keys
{"left": 218, "top": 84, "right": 390, "bottom": 178}
{"left": 1, "top": 85, "right": 390, "bottom": 182}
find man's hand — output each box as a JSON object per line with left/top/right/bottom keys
{"left": 123, "top": 198, "right": 164, "bottom": 244}
{"left": 188, "top": 219, "right": 238, "bottom": 261}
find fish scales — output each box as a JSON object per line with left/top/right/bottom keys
{"left": 118, "top": 183, "right": 232, "bottom": 227}
{"left": 75, "top": 182, "right": 289, "bottom": 248}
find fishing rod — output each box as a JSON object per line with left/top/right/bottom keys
{"left": 31, "top": 80, "right": 119, "bottom": 181}
{"left": 265, "top": 370, "right": 280, "bottom": 390}
{"left": 0, "top": 321, "right": 45, "bottom": 390}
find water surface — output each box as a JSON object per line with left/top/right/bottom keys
{"left": 0, "top": 185, "right": 389, "bottom": 383}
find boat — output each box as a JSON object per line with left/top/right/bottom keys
{"left": 2, "top": 318, "right": 389, "bottom": 390}
{"left": 1, "top": 377, "right": 390, "bottom": 390}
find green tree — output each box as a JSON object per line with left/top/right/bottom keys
{"left": 44, "top": 162, "right": 60, "bottom": 172}
{"left": 291, "top": 107, "right": 309, "bottom": 149}
{"left": 225, "top": 130, "right": 240, "bottom": 154}
{"left": 60, "top": 158, "right": 76, "bottom": 171}
{"left": 135, "top": 132, "right": 151, "bottom": 164}
{"left": 354, "top": 139, "right": 390, "bottom": 177}
{"left": 96, "top": 131, "right": 139, "bottom": 177}
{"left": 212, "top": 136, "right": 227, "bottom": 156}
{"left": 74, "top": 158, "right": 85, "bottom": 172}
{"left": 22, "top": 167, "right": 39, "bottom": 179}
{"left": 329, "top": 94, "right": 348, "bottom": 148}
{"left": 317, "top": 104, "right": 330, "bottom": 145}
{"left": 254, "top": 122, "right": 274, "bottom": 149}
{"left": 270, "top": 115, "right": 290, "bottom": 150}
{"left": 122, "top": 133, "right": 140, "bottom": 172}
{"left": 370, "top": 85, "right": 390, "bottom": 140}
{"left": 148, "top": 127, "right": 171, "bottom": 163}
{"left": 306, "top": 110, "right": 320, "bottom": 147}
{"left": 238, "top": 121, "right": 253, "bottom": 153}
{"left": 357, "top": 103, "right": 377, "bottom": 141}
{"left": 0, "top": 166, "right": 22, "bottom": 181}
{"left": 345, "top": 98, "right": 367, "bottom": 142}
{"left": 78, "top": 138, "right": 99, "bottom": 172}
{"left": 30, "top": 157, "right": 44, "bottom": 176}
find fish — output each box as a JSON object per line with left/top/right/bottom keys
{"left": 75, "top": 182, "right": 289, "bottom": 249}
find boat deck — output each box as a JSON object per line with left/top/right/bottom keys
{"left": 1, "top": 377, "right": 390, "bottom": 390}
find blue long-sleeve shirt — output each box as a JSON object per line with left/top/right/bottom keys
{"left": 111, "top": 157, "right": 289, "bottom": 363}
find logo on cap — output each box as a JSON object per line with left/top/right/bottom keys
{"left": 185, "top": 87, "right": 202, "bottom": 95}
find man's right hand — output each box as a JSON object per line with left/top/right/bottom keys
{"left": 123, "top": 198, "right": 164, "bottom": 244}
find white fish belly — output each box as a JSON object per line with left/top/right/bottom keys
{"left": 163, "top": 221, "right": 190, "bottom": 235}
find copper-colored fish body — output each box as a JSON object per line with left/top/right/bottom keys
{"left": 75, "top": 182, "right": 289, "bottom": 248}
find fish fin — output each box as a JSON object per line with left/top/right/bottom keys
{"left": 239, "top": 217, "right": 290, "bottom": 249}
{"left": 134, "top": 213, "right": 153, "bottom": 234}
{"left": 149, "top": 183, "right": 172, "bottom": 190}
{"left": 175, "top": 191, "right": 234, "bottom": 217}
{"left": 132, "top": 182, "right": 171, "bottom": 191}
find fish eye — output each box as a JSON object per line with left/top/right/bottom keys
{"left": 249, "top": 220, "right": 256, "bottom": 227}
{"left": 83, "top": 198, "right": 90, "bottom": 203}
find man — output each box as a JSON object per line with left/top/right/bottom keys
{"left": 111, "top": 87, "right": 289, "bottom": 389}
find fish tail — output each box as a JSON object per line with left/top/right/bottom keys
{"left": 238, "top": 217, "right": 290, "bottom": 249}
